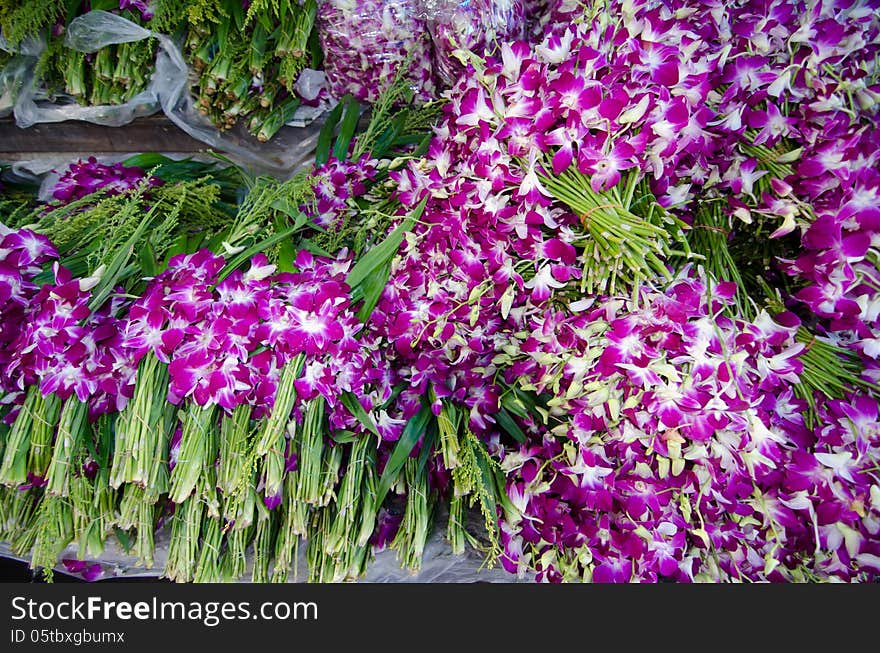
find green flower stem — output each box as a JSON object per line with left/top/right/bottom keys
{"left": 317, "top": 442, "right": 342, "bottom": 508}
{"left": 221, "top": 524, "right": 251, "bottom": 581}
{"left": 447, "top": 494, "right": 466, "bottom": 556}
{"left": 306, "top": 508, "right": 338, "bottom": 582}
{"left": 437, "top": 401, "right": 461, "bottom": 470}
{"left": 169, "top": 403, "right": 218, "bottom": 504}
{"left": 31, "top": 495, "right": 73, "bottom": 582}
{"left": 251, "top": 503, "right": 276, "bottom": 583}
{"left": 0, "top": 386, "right": 42, "bottom": 486}
{"left": 263, "top": 442, "right": 286, "bottom": 505}
{"left": 28, "top": 391, "right": 62, "bottom": 482}
{"left": 0, "top": 488, "right": 10, "bottom": 541}
{"left": 325, "top": 437, "right": 370, "bottom": 557}
{"left": 255, "top": 355, "right": 305, "bottom": 457}
{"left": 8, "top": 488, "right": 39, "bottom": 557}
{"left": 272, "top": 474, "right": 303, "bottom": 581}
{"left": 356, "top": 457, "right": 378, "bottom": 548}
{"left": 110, "top": 354, "right": 174, "bottom": 492}
{"left": 540, "top": 166, "right": 684, "bottom": 294}
{"left": 45, "top": 397, "right": 88, "bottom": 498}
{"left": 687, "top": 202, "right": 752, "bottom": 318}
{"left": 118, "top": 484, "right": 159, "bottom": 568}
{"left": 391, "top": 458, "right": 434, "bottom": 572}
{"left": 70, "top": 473, "right": 105, "bottom": 559}
{"left": 194, "top": 515, "right": 223, "bottom": 583}
{"left": 164, "top": 496, "right": 203, "bottom": 583}
{"left": 295, "top": 397, "right": 326, "bottom": 506}
{"left": 218, "top": 403, "right": 253, "bottom": 495}
{"left": 256, "top": 97, "right": 301, "bottom": 143}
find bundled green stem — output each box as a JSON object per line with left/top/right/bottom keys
{"left": 541, "top": 166, "right": 689, "bottom": 295}
{"left": 30, "top": 495, "right": 73, "bottom": 582}
{"left": 45, "top": 397, "right": 88, "bottom": 497}
{"left": 0, "top": 387, "right": 61, "bottom": 487}
{"left": 447, "top": 494, "right": 467, "bottom": 556}
{"left": 687, "top": 201, "right": 754, "bottom": 318}
{"left": 110, "top": 354, "right": 174, "bottom": 492}
{"left": 255, "top": 355, "right": 305, "bottom": 457}
{"left": 117, "top": 484, "right": 160, "bottom": 567}
{"left": 218, "top": 403, "right": 253, "bottom": 495}
{"left": 272, "top": 475, "right": 303, "bottom": 582}
{"left": 194, "top": 514, "right": 224, "bottom": 582}
{"left": 391, "top": 458, "right": 434, "bottom": 572}
{"left": 793, "top": 328, "right": 878, "bottom": 428}
{"left": 324, "top": 436, "right": 371, "bottom": 558}
{"left": 251, "top": 502, "right": 276, "bottom": 583}
{"left": 295, "top": 397, "right": 326, "bottom": 506}
{"left": 169, "top": 404, "right": 218, "bottom": 504}
{"left": 164, "top": 495, "right": 204, "bottom": 583}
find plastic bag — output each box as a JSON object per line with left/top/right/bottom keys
{"left": 12, "top": 11, "right": 161, "bottom": 128}
{"left": 423, "top": 0, "right": 527, "bottom": 86}
{"left": 317, "top": 0, "right": 436, "bottom": 105}
{"left": 523, "top": 0, "right": 582, "bottom": 39}
{"left": 0, "top": 56, "right": 32, "bottom": 119}
{"left": 0, "top": 35, "right": 41, "bottom": 119}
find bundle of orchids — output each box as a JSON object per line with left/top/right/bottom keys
{"left": 1, "top": 0, "right": 880, "bottom": 583}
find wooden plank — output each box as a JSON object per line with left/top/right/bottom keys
{"left": 0, "top": 115, "right": 207, "bottom": 158}
{"left": 0, "top": 116, "right": 321, "bottom": 177}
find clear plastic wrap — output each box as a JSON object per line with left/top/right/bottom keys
{"left": 423, "top": 0, "right": 527, "bottom": 86}
{"left": 12, "top": 11, "right": 161, "bottom": 128}
{"left": 0, "top": 55, "right": 32, "bottom": 119}
{"left": 522, "top": 0, "right": 582, "bottom": 40}
{"left": 0, "top": 35, "right": 42, "bottom": 119}
{"left": 317, "top": 0, "right": 436, "bottom": 104}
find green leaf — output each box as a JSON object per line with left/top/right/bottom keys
{"left": 114, "top": 527, "right": 132, "bottom": 554}
{"left": 411, "top": 132, "right": 433, "bottom": 159}
{"left": 122, "top": 153, "right": 174, "bottom": 169}
{"left": 273, "top": 214, "right": 300, "bottom": 273}
{"left": 340, "top": 391, "right": 380, "bottom": 438}
{"left": 356, "top": 260, "right": 392, "bottom": 323}
{"left": 495, "top": 407, "right": 526, "bottom": 443}
{"left": 270, "top": 196, "right": 306, "bottom": 221}
{"left": 217, "top": 223, "right": 303, "bottom": 283}
{"left": 346, "top": 195, "right": 427, "bottom": 289}
{"left": 333, "top": 97, "right": 363, "bottom": 161}
{"left": 330, "top": 430, "right": 360, "bottom": 444}
{"left": 370, "top": 115, "right": 405, "bottom": 159}
{"left": 375, "top": 402, "right": 432, "bottom": 508}
{"left": 416, "top": 422, "right": 437, "bottom": 475}
{"left": 316, "top": 101, "right": 345, "bottom": 165}
{"left": 166, "top": 233, "right": 190, "bottom": 261}
{"left": 88, "top": 209, "right": 153, "bottom": 311}
{"left": 137, "top": 241, "right": 159, "bottom": 278}
{"left": 299, "top": 238, "right": 333, "bottom": 258}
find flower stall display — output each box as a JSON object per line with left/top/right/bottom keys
{"left": 0, "top": 0, "right": 879, "bottom": 584}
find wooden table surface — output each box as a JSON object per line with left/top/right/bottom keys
{"left": 0, "top": 114, "right": 322, "bottom": 179}
{"left": 0, "top": 115, "right": 209, "bottom": 161}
